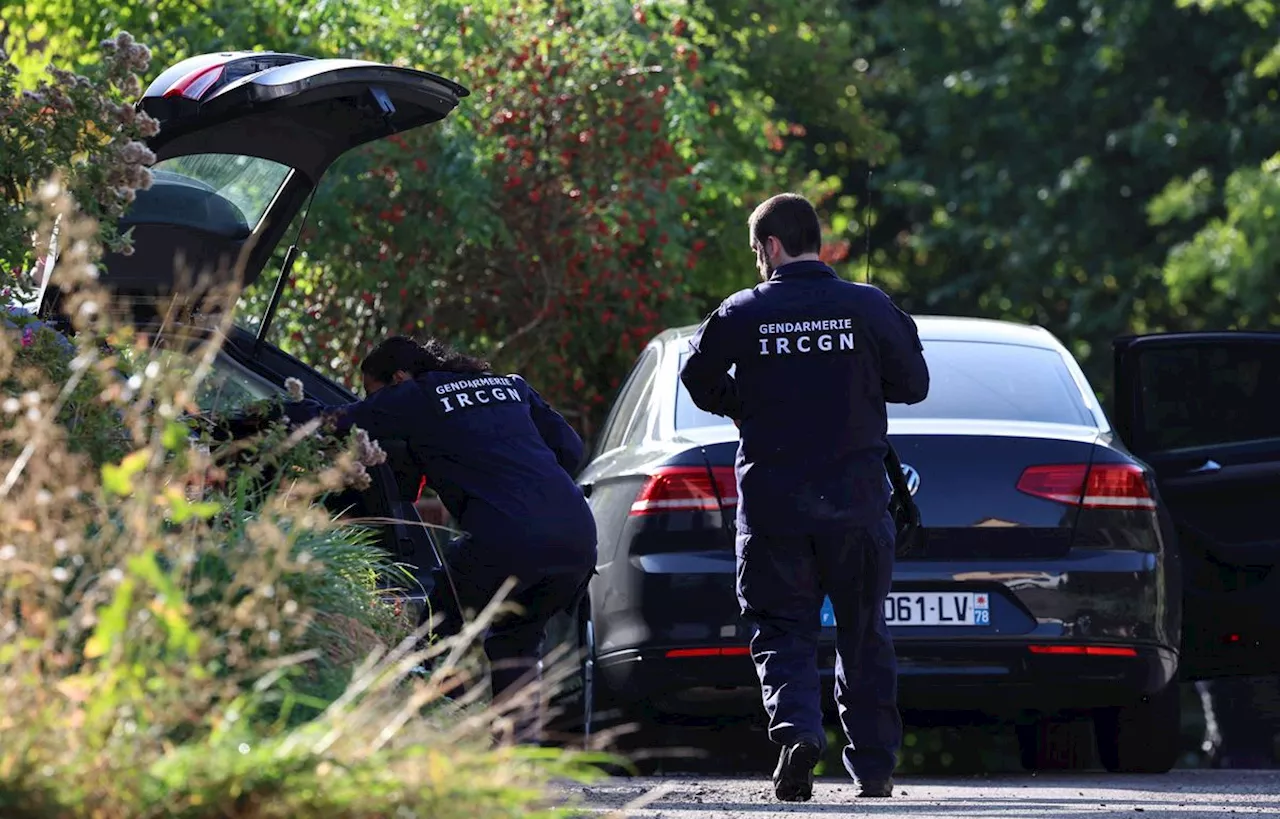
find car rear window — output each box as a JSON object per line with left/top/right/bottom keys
{"left": 674, "top": 339, "right": 1094, "bottom": 429}
{"left": 887, "top": 340, "right": 1093, "bottom": 425}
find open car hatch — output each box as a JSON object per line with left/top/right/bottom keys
{"left": 37, "top": 51, "right": 469, "bottom": 320}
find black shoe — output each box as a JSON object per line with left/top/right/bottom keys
{"left": 773, "top": 741, "right": 821, "bottom": 802}
{"left": 858, "top": 778, "right": 893, "bottom": 798}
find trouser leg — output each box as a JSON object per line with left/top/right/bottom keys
{"left": 814, "top": 516, "right": 901, "bottom": 782}
{"left": 484, "top": 569, "right": 593, "bottom": 743}
{"left": 736, "top": 532, "right": 825, "bottom": 750}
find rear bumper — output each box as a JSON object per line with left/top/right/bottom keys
{"left": 591, "top": 546, "right": 1179, "bottom": 717}
{"left": 596, "top": 639, "right": 1178, "bottom": 718}
{"left": 890, "top": 639, "right": 1178, "bottom": 713}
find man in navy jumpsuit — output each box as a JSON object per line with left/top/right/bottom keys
{"left": 283, "top": 337, "right": 597, "bottom": 739}
{"left": 680, "top": 194, "right": 929, "bottom": 802}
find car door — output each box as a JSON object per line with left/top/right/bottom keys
{"left": 1113, "top": 331, "right": 1280, "bottom": 679}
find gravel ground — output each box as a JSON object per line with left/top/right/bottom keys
{"left": 564, "top": 771, "right": 1280, "bottom": 818}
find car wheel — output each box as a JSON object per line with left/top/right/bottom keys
{"left": 1016, "top": 715, "right": 1095, "bottom": 771}
{"left": 1092, "top": 683, "right": 1181, "bottom": 774}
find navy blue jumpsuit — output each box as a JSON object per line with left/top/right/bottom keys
{"left": 284, "top": 370, "right": 597, "bottom": 712}
{"left": 679, "top": 260, "right": 929, "bottom": 784}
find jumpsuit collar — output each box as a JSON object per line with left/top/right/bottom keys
{"left": 767, "top": 260, "right": 838, "bottom": 281}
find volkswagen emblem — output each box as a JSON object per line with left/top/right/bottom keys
{"left": 900, "top": 463, "right": 921, "bottom": 496}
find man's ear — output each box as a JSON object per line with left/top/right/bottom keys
{"left": 391, "top": 370, "right": 412, "bottom": 385}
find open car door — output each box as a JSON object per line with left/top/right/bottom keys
{"left": 1113, "top": 331, "right": 1280, "bottom": 679}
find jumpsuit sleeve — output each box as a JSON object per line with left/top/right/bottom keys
{"left": 282, "top": 388, "right": 407, "bottom": 438}
{"left": 679, "top": 306, "right": 742, "bottom": 419}
{"left": 514, "top": 375, "right": 586, "bottom": 475}
{"left": 875, "top": 293, "right": 931, "bottom": 405}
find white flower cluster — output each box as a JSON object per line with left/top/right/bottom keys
{"left": 33, "top": 32, "right": 162, "bottom": 219}
{"left": 284, "top": 377, "right": 305, "bottom": 402}
{"left": 99, "top": 33, "right": 160, "bottom": 213}
{"left": 352, "top": 427, "right": 387, "bottom": 467}
{"left": 100, "top": 32, "right": 152, "bottom": 74}
{"left": 342, "top": 463, "right": 373, "bottom": 492}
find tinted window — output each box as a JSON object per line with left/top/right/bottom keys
{"left": 1138, "top": 341, "right": 1280, "bottom": 452}
{"left": 673, "top": 339, "right": 1093, "bottom": 429}
{"left": 153, "top": 154, "right": 292, "bottom": 229}
{"left": 675, "top": 351, "right": 736, "bottom": 430}
{"left": 598, "top": 348, "right": 660, "bottom": 451}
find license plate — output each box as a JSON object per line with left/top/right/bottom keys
{"left": 821, "top": 592, "right": 990, "bottom": 627}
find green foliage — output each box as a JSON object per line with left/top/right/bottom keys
{"left": 0, "top": 1, "right": 356, "bottom": 79}
{"left": 7, "top": 0, "right": 892, "bottom": 438}
{"left": 0, "top": 306, "right": 130, "bottom": 466}
{"left": 835, "top": 0, "right": 1280, "bottom": 393}
{"left": 0, "top": 34, "right": 159, "bottom": 294}
{"left": 0, "top": 186, "right": 602, "bottom": 816}
{"left": 230, "top": 0, "right": 822, "bottom": 436}
{"left": 1146, "top": 1, "right": 1280, "bottom": 330}
{"left": 1153, "top": 153, "right": 1280, "bottom": 327}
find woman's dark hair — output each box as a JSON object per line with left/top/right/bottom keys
{"left": 360, "top": 335, "right": 491, "bottom": 382}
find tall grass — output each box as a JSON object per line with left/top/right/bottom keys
{"left": 0, "top": 179, "right": 605, "bottom": 817}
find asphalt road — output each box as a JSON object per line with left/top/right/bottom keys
{"left": 565, "top": 771, "right": 1280, "bottom": 818}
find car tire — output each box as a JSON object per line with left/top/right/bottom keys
{"left": 1016, "top": 715, "right": 1095, "bottom": 771}
{"left": 1092, "top": 683, "right": 1181, "bottom": 774}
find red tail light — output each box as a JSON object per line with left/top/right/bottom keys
{"left": 1016, "top": 463, "right": 1156, "bottom": 510}
{"left": 1028, "top": 644, "right": 1138, "bottom": 657}
{"left": 163, "top": 64, "right": 225, "bottom": 100}
{"left": 665, "top": 646, "right": 751, "bottom": 659}
{"left": 630, "top": 466, "right": 737, "bottom": 515}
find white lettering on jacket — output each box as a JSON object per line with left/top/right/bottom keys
{"left": 756, "top": 318, "right": 857, "bottom": 356}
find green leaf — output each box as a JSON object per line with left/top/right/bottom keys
{"left": 101, "top": 448, "right": 151, "bottom": 497}
{"left": 162, "top": 421, "right": 190, "bottom": 452}
{"left": 83, "top": 576, "right": 135, "bottom": 660}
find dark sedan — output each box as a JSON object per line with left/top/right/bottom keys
{"left": 549, "top": 315, "right": 1280, "bottom": 775}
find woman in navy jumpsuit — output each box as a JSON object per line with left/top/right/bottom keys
{"left": 284, "top": 336, "right": 597, "bottom": 737}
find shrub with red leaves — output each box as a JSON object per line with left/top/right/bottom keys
{"left": 248, "top": 1, "right": 796, "bottom": 436}
{"left": 245, "top": 0, "right": 804, "bottom": 438}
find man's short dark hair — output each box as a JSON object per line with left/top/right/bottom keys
{"left": 748, "top": 193, "right": 822, "bottom": 257}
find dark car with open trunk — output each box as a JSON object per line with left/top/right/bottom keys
{"left": 35, "top": 50, "right": 473, "bottom": 612}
